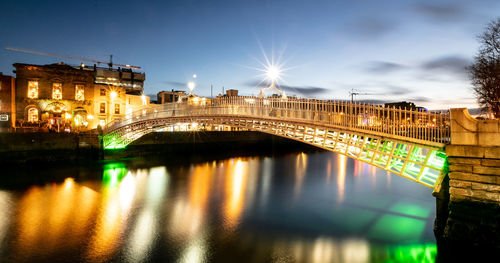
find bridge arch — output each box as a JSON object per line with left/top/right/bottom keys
{"left": 103, "top": 98, "right": 449, "bottom": 188}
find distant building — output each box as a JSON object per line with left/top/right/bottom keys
{"left": 157, "top": 90, "right": 186, "bottom": 103}
{"left": 0, "top": 73, "right": 15, "bottom": 131}
{"left": 384, "top": 101, "right": 427, "bottom": 112}
{"left": 226, "top": 89, "right": 238, "bottom": 97}
{"left": 13, "top": 63, "right": 149, "bottom": 131}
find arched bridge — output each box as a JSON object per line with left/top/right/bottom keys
{"left": 103, "top": 97, "right": 450, "bottom": 188}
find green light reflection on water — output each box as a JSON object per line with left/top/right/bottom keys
{"left": 389, "top": 201, "right": 431, "bottom": 219}
{"left": 102, "top": 162, "right": 128, "bottom": 187}
{"left": 373, "top": 243, "right": 437, "bottom": 263}
{"left": 368, "top": 215, "right": 426, "bottom": 243}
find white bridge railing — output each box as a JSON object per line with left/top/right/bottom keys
{"left": 105, "top": 97, "right": 450, "bottom": 145}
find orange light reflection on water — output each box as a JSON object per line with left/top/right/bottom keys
{"left": 294, "top": 153, "right": 308, "bottom": 199}
{"left": 0, "top": 191, "right": 13, "bottom": 250}
{"left": 13, "top": 178, "right": 99, "bottom": 260}
{"left": 87, "top": 172, "right": 137, "bottom": 262}
{"left": 337, "top": 155, "right": 347, "bottom": 203}
{"left": 224, "top": 158, "right": 248, "bottom": 230}
{"left": 169, "top": 163, "right": 213, "bottom": 240}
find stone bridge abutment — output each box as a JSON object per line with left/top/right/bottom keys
{"left": 436, "top": 108, "right": 500, "bottom": 252}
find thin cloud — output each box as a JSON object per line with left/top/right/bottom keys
{"left": 346, "top": 17, "right": 397, "bottom": 39}
{"left": 340, "top": 83, "right": 413, "bottom": 97}
{"left": 386, "top": 85, "right": 412, "bottom": 96}
{"left": 414, "top": 2, "right": 466, "bottom": 22}
{"left": 163, "top": 81, "right": 188, "bottom": 88}
{"left": 356, "top": 99, "right": 387, "bottom": 105}
{"left": 364, "top": 61, "right": 406, "bottom": 74}
{"left": 245, "top": 80, "right": 329, "bottom": 96}
{"left": 408, "top": 96, "right": 433, "bottom": 103}
{"left": 421, "top": 55, "right": 471, "bottom": 76}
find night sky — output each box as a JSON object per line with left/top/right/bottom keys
{"left": 1, "top": 0, "right": 499, "bottom": 109}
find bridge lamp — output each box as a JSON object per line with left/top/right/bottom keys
{"left": 187, "top": 81, "right": 195, "bottom": 94}
{"left": 266, "top": 65, "right": 280, "bottom": 82}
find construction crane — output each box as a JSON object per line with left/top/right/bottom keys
{"left": 5, "top": 47, "right": 141, "bottom": 69}
{"left": 349, "top": 88, "right": 373, "bottom": 103}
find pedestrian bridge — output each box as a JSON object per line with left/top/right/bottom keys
{"left": 103, "top": 97, "right": 450, "bottom": 188}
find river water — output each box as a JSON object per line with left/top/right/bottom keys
{"left": 0, "top": 149, "right": 437, "bottom": 262}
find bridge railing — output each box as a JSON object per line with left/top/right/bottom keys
{"left": 104, "top": 96, "right": 450, "bottom": 144}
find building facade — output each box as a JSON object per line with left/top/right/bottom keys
{"left": 13, "top": 63, "right": 149, "bottom": 131}
{"left": 0, "top": 73, "right": 15, "bottom": 131}
{"left": 226, "top": 89, "right": 238, "bottom": 97}
{"left": 157, "top": 90, "right": 186, "bottom": 104}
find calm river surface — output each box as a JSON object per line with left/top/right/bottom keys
{"left": 0, "top": 150, "right": 437, "bottom": 262}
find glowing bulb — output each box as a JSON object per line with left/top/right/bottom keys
{"left": 110, "top": 91, "right": 117, "bottom": 100}
{"left": 193, "top": 74, "right": 197, "bottom": 79}
{"left": 188, "top": 81, "right": 195, "bottom": 91}
{"left": 266, "top": 65, "right": 280, "bottom": 81}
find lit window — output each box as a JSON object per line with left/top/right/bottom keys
{"left": 28, "top": 108, "right": 38, "bottom": 122}
{"left": 75, "top": 85, "right": 84, "bottom": 101}
{"left": 100, "top": 102, "right": 106, "bottom": 113}
{"left": 28, "top": 81, "right": 38, "bottom": 99}
{"left": 115, "top": 104, "right": 120, "bottom": 114}
{"left": 52, "top": 83, "right": 62, "bottom": 100}
{"left": 100, "top": 88, "right": 106, "bottom": 96}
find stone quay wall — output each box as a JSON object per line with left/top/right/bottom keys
{"left": 447, "top": 145, "right": 500, "bottom": 203}
{"left": 438, "top": 108, "right": 500, "bottom": 251}
{"left": 447, "top": 108, "right": 500, "bottom": 203}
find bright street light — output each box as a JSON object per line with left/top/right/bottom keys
{"left": 266, "top": 65, "right": 280, "bottom": 81}
{"left": 187, "top": 81, "right": 195, "bottom": 94}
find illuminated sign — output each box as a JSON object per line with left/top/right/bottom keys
{"left": 0, "top": 114, "right": 8, "bottom": 121}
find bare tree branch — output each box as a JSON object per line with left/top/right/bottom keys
{"left": 469, "top": 18, "right": 500, "bottom": 118}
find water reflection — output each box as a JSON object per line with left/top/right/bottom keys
{"left": 12, "top": 178, "right": 99, "bottom": 262}
{"left": 337, "top": 154, "right": 347, "bottom": 203}
{"left": 294, "top": 152, "right": 308, "bottom": 198}
{"left": 222, "top": 159, "right": 246, "bottom": 230}
{"left": 126, "top": 166, "right": 168, "bottom": 262}
{"left": 0, "top": 151, "right": 437, "bottom": 262}
{"left": 0, "top": 191, "right": 12, "bottom": 258}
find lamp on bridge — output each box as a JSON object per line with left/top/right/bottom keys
{"left": 187, "top": 81, "right": 195, "bottom": 95}
{"left": 258, "top": 64, "right": 287, "bottom": 99}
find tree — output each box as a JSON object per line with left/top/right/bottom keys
{"left": 469, "top": 18, "right": 500, "bottom": 118}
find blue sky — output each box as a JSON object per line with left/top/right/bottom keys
{"left": 1, "top": 0, "right": 499, "bottom": 109}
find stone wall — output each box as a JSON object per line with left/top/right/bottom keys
{"left": 438, "top": 108, "right": 500, "bottom": 252}
{"left": 447, "top": 108, "right": 500, "bottom": 203}
{"left": 447, "top": 145, "right": 500, "bottom": 203}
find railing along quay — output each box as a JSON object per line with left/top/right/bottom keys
{"left": 105, "top": 96, "right": 450, "bottom": 145}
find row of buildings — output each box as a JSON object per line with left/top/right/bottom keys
{"left": 0, "top": 62, "right": 150, "bottom": 132}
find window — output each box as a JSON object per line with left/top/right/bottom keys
{"left": 115, "top": 104, "right": 120, "bottom": 114}
{"left": 75, "top": 85, "right": 84, "bottom": 101}
{"left": 100, "top": 88, "right": 106, "bottom": 96}
{"left": 28, "top": 108, "right": 38, "bottom": 122}
{"left": 52, "top": 83, "right": 62, "bottom": 100}
{"left": 100, "top": 102, "right": 106, "bottom": 114}
{"left": 28, "top": 81, "right": 38, "bottom": 99}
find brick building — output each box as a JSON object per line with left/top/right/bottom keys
{"left": 157, "top": 90, "right": 186, "bottom": 104}
{"left": 0, "top": 73, "right": 15, "bottom": 131}
{"left": 13, "top": 63, "right": 149, "bottom": 131}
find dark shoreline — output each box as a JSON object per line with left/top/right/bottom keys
{"left": 0, "top": 131, "right": 320, "bottom": 165}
